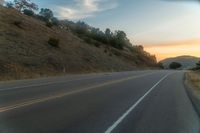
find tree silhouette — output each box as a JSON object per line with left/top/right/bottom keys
{"left": 169, "top": 62, "right": 182, "bottom": 69}
{"left": 14, "top": 0, "right": 38, "bottom": 12}
{"left": 39, "top": 8, "right": 53, "bottom": 22}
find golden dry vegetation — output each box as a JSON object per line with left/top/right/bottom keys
{"left": 186, "top": 71, "right": 200, "bottom": 93}
{"left": 0, "top": 6, "right": 157, "bottom": 80}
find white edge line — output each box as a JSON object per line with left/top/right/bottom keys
{"left": 104, "top": 73, "right": 172, "bottom": 133}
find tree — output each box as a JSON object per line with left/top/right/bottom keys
{"left": 39, "top": 8, "right": 59, "bottom": 27}
{"left": 5, "top": 1, "right": 14, "bottom": 8}
{"left": 105, "top": 28, "right": 112, "bottom": 37}
{"left": 0, "top": 0, "right": 4, "bottom": 5}
{"left": 39, "top": 8, "right": 54, "bottom": 22}
{"left": 104, "top": 28, "right": 112, "bottom": 44}
{"left": 111, "top": 30, "right": 128, "bottom": 49}
{"left": 169, "top": 62, "right": 182, "bottom": 69}
{"left": 48, "top": 37, "right": 60, "bottom": 48}
{"left": 75, "top": 21, "right": 89, "bottom": 34}
{"left": 14, "top": 0, "right": 38, "bottom": 12}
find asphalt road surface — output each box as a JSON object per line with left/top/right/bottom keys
{"left": 0, "top": 70, "right": 199, "bottom": 133}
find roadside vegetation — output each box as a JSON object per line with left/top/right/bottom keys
{"left": 3, "top": 0, "right": 158, "bottom": 55}
{"left": 185, "top": 61, "right": 200, "bottom": 114}
{"left": 169, "top": 62, "right": 182, "bottom": 69}
{"left": 0, "top": 0, "right": 160, "bottom": 80}
{"left": 186, "top": 61, "right": 200, "bottom": 90}
{"left": 186, "top": 71, "right": 200, "bottom": 92}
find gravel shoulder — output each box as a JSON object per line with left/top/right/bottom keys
{"left": 185, "top": 71, "right": 200, "bottom": 116}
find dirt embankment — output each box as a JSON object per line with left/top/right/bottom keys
{"left": 0, "top": 7, "right": 157, "bottom": 80}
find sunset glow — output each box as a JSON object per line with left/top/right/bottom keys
{"left": 144, "top": 39, "right": 200, "bottom": 61}
{"left": 9, "top": 0, "right": 200, "bottom": 61}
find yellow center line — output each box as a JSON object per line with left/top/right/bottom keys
{"left": 0, "top": 72, "right": 157, "bottom": 113}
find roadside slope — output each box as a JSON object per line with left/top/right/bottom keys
{"left": 0, "top": 7, "right": 157, "bottom": 80}
{"left": 185, "top": 71, "right": 200, "bottom": 115}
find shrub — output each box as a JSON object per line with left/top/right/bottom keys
{"left": 94, "top": 41, "right": 101, "bottom": 47}
{"left": 169, "top": 62, "right": 182, "bottom": 69}
{"left": 13, "top": 21, "right": 23, "bottom": 28}
{"left": 46, "top": 22, "right": 53, "bottom": 28}
{"left": 48, "top": 37, "right": 60, "bottom": 48}
{"left": 84, "top": 37, "right": 93, "bottom": 44}
{"left": 113, "top": 51, "right": 121, "bottom": 56}
{"left": 23, "top": 9, "right": 34, "bottom": 16}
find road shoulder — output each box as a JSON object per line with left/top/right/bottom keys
{"left": 185, "top": 71, "right": 200, "bottom": 116}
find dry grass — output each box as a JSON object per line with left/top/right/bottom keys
{"left": 186, "top": 71, "right": 200, "bottom": 93}
{"left": 0, "top": 7, "right": 156, "bottom": 81}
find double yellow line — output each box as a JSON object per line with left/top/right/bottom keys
{"left": 0, "top": 72, "right": 156, "bottom": 113}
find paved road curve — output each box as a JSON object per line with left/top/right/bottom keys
{"left": 0, "top": 70, "right": 199, "bottom": 133}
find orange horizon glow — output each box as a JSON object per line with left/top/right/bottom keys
{"left": 144, "top": 39, "right": 200, "bottom": 61}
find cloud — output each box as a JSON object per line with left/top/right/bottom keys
{"left": 163, "top": 0, "right": 199, "bottom": 2}
{"left": 0, "top": 0, "right": 4, "bottom": 5}
{"left": 55, "top": 0, "right": 118, "bottom": 20}
{"left": 145, "top": 39, "right": 200, "bottom": 48}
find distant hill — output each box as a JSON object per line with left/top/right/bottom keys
{"left": 161, "top": 56, "right": 200, "bottom": 69}
{"left": 0, "top": 6, "right": 157, "bottom": 80}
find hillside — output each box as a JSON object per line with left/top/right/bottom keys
{"left": 0, "top": 6, "right": 157, "bottom": 80}
{"left": 161, "top": 56, "right": 200, "bottom": 69}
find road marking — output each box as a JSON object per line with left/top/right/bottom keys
{"left": 0, "top": 72, "right": 155, "bottom": 113}
{"left": 104, "top": 73, "right": 172, "bottom": 133}
{"left": 0, "top": 72, "right": 152, "bottom": 91}
{"left": 0, "top": 77, "right": 96, "bottom": 91}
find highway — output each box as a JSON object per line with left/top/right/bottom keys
{"left": 0, "top": 70, "right": 199, "bottom": 133}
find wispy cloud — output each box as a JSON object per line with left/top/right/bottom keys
{"left": 162, "top": 0, "right": 200, "bottom": 2}
{"left": 55, "top": 0, "right": 118, "bottom": 20}
{"left": 145, "top": 39, "right": 200, "bottom": 48}
{"left": 0, "top": 0, "right": 4, "bottom": 5}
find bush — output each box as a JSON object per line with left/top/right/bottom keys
{"left": 23, "top": 9, "right": 34, "bottom": 16}
{"left": 48, "top": 38, "right": 60, "bottom": 48}
{"left": 83, "top": 37, "right": 93, "bottom": 44}
{"left": 94, "top": 41, "right": 101, "bottom": 47}
{"left": 46, "top": 22, "right": 53, "bottom": 28}
{"left": 13, "top": 21, "right": 23, "bottom": 28}
{"left": 169, "top": 62, "right": 182, "bottom": 69}
{"left": 196, "top": 61, "right": 200, "bottom": 70}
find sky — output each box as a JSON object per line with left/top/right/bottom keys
{"left": 5, "top": 0, "right": 200, "bottom": 61}
{"left": 0, "top": 0, "right": 4, "bottom": 5}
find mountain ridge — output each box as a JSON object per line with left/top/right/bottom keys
{"left": 161, "top": 55, "right": 200, "bottom": 69}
